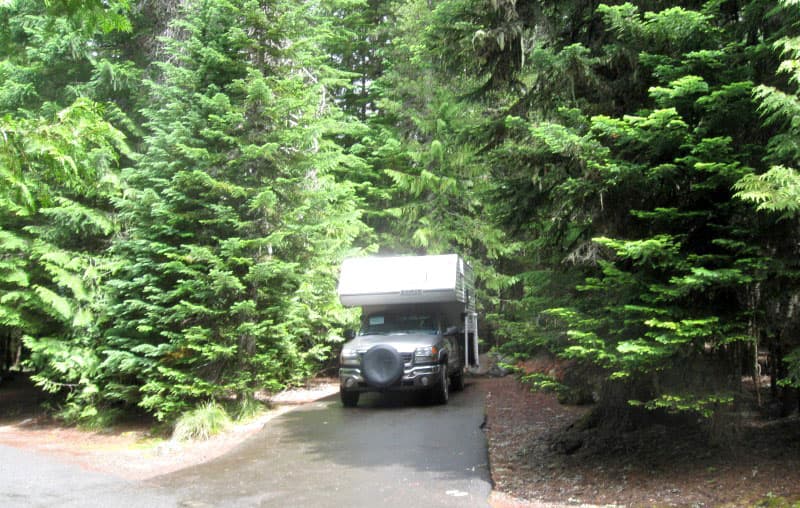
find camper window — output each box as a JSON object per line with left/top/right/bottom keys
{"left": 361, "top": 312, "right": 438, "bottom": 335}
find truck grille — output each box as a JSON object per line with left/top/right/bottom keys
{"left": 357, "top": 351, "right": 414, "bottom": 364}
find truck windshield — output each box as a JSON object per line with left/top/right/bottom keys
{"left": 361, "top": 313, "right": 437, "bottom": 335}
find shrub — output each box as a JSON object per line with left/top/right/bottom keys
{"left": 172, "top": 401, "right": 231, "bottom": 441}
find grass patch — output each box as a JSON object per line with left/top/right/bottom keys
{"left": 232, "top": 395, "right": 269, "bottom": 422}
{"left": 172, "top": 401, "right": 232, "bottom": 442}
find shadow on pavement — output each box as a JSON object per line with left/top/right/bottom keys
{"left": 152, "top": 380, "right": 491, "bottom": 508}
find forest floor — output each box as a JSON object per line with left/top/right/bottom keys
{"left": 483, "top": 368, "right": 800, "bottom": 508}
{"left": 2, "top": 370, "right": 800, "bottom": 506}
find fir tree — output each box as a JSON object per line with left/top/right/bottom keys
{"left": 101, "top": 0, "right": 367, "bottom": 420}
{"left": 734, "top": 0, "right": 800, "bottom": 409}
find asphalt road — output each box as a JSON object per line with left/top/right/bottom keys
{"left": 0, "top": 444, "right": 176, "bottom": 508}
{"left": 1, "top": 382, "right": 491, "bottom": 508}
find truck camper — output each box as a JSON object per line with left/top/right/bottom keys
{"left": 337, "top": 254, "right": 479, "bottom": 407}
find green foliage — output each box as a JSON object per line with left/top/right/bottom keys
{"left": 98, "top": 0, "right": 368, "bottom": 421}
{"left": 779, "top": 347, "right": 800, "bottom": 389}
{"left": 520, "top": 372, "right": 569, "bottom": 397}
{"left": 0, "top": 95, "right": 127, "bottom": 413}
{"left": 735, "top": 166, "right": 800, "bottom": 216}
{"left": 172, "top": 401, "right": 232, "bottom": 441}
{"left": 233, "top": 394, "right": 267, "bottom": 421}
{"left": 735, "top": 23, "right": 800, "bottom": 217}
{"left": 754, "top": 493, "right": 800, "bottom": 508}
{"left": 629, "top": 393, "right": 735, "bottom": 419}
{"left": 5, "top": 0, "right": 800, "bottom": 431}
{"left": 733, "top": 0, "right": 800, "bottom": 394}
{"left": 454, "top": 0, "right": 792, "bottom": 424}
{"left": 0, "top": 0, "right": 140, "bottom": 422}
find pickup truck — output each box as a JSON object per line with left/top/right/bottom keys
{"left": 337, "top": 255, "right": 479, "bottom": 407}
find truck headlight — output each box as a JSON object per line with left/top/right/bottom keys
{"left": 414, "top": 345, "right": 438, "bottom": 363}
{"left": 340, "top": 347, "right": 360, "bottom": 366}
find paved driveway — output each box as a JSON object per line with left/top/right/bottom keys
{"left": 2, "top": 382, "right": 490, "bottom": 508}
{"left": 0, "top": 444, "right": 176, "bottom": 507}
{"left": 154, "top": 382, "right": 491, "bottom": 507}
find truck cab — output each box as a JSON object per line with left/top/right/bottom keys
{"left": 337, "top": 255, "right": 479, "bottom": 407}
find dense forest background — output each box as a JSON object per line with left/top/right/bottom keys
{"left": 1, "top": 0, "right": 800, "bottom": 434}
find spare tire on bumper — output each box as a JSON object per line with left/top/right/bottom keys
{"left": 362, "top": 344, "right": 404, "bottom": 388}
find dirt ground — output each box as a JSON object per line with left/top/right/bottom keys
{"left": 483, "top": 374, "right": 800, "bottom": 508}
{"left": 0, "top": 374, "right": 339, "bottom": 480}
{"left": 2, "top": 371, "right": 800, "bottom": 506}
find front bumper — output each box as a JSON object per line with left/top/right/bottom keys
{"left": 339, "top": 363, "right": 443, "bottom": 392}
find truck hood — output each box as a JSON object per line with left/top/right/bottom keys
{"left": 345, "top": 333, "right": 439, "bottom": 353}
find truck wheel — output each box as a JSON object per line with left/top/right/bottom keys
{"left": 431, "top": 364, "right": 449, "bottom": 405}
{"left": 362, "top": 344, "right": 404, "bottom": 388}
{"left": 450, "top": 369, "right": 465, "bottom": 392}
{"left": 341, "top": 390, "right": 359, "bottom": 407}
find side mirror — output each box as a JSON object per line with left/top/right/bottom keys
{"left": 445, "top": 326, "right": 459, "bottom": 336}
{"left": 344, "top": 329, "right": 356, "bottom": 340}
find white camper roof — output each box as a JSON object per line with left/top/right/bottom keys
{"left": 338, "top": 254, "right": 472, "bottom": 307}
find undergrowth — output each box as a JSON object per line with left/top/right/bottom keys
{"left": 753, "top": 493, "right": 800, "bottom": 508}
{"left": 172, "top": 401, "right": 232, "bottom": 441}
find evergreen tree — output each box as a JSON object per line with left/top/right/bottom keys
{"left": 734, "top": 0, "right": 800, "bottom": 408}
{"left": 322, "top": 0, "right": 391, "bottom": 121}
{"left": 100, "top": 0, "right": 367, "bottom": 420}
{"left": 0, "top": 0, "right": 131, "bottom": 420}
{"left": 396, "top": 0, "right": 790, "bottom": 432}
{"left": 492, "top": 1, "right": 783, "bottom": 429}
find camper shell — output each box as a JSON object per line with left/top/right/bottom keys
{"left": 337, "top": 254, "right": 479, "bottom": 407}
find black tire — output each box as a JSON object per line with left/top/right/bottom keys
{"left": 450, "top": 368, "right": 465, "bottom": 392}
{"left": 341, "top": 390, "right": 359, "bottom": 407}
{"left": 430, "top": 363, "right": 449, "bottom": 405}
{"left": 362, "top": 344, "right": 404, "bottom": 388}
